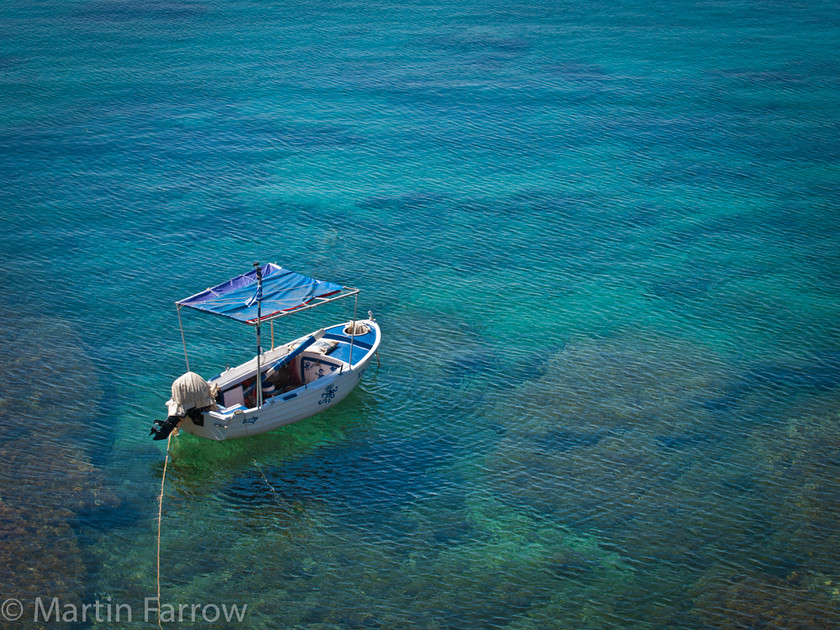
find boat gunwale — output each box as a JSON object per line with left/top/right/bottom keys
{"left": 205, "top": 318, "right": 380, "bottom": 422}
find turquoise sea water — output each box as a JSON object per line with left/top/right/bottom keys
{"left": 2, "top": 0, "right": 840, "bottom": 627}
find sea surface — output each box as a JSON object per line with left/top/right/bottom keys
{"left": 1, "top": 0, "right": 839, "bottom": 628}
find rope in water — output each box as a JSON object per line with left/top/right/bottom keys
{"left": 254, "top": 459, "right": 285, "bottom": 506}
{"left": 156, "top": 434, "right": 171, "bottom": 630}
{"left": 254, "top": 459, "right": 313, "bottom": 540}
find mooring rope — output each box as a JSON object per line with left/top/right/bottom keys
{"left": 253, "top": 459, "right": 313, "bottom": 540}
{"left": 253, "top": 459, "right": 285, "bottom": 506}
{"left": 156, "top": 435, "right": 171, "bottom": 630}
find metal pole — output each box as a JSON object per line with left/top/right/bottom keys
{"left": 348, "top": 292, "right": 358, "bottom": 366}
{"left": 176, "top": 304, "right": 190, "bottom": 372}
{"left": 254, "top": 262, "right": 263, "bottom": 409}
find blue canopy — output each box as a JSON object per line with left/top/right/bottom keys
{"left": 177, "top": 263, "right": 349, "bottom": 324}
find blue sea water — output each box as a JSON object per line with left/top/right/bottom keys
{"left": 1, "top": 0, "right": 840, "bottom": 627}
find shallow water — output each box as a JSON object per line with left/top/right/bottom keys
{"left": 1, "top": 0, "right": 839, "bottom": 627}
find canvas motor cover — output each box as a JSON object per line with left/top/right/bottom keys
{"left": 165, "top": 371, "right": 218, "bottom": 417}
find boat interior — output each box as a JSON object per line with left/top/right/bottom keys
{"left": 210, "top": 321, "right": 377, "bottom": 413}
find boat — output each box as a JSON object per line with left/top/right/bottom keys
{"left": 149, "top": 262, "right": 381, "bottom": 441}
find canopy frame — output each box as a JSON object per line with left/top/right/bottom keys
{"left": 176, "top": 262, "right": 357, "bottom": 324}
{"left": 174, "top": 263, "right": 360, "bottom": 399}
{"left": 176, "top": 286, "right": 359, "bottom": 325}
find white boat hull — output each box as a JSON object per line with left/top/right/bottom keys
{"left": 178, "top": 319, "right": 380, "bottom": 441}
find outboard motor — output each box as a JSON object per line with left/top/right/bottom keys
{"left": 150, "top": 372, "right": 218, "bottom": 440}
{"left": 149, "top": 414, "right": 183, "bottom": 441}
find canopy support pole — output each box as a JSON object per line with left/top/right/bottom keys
{"left": 176, "top": 305, "right": 190, "bottom": 372}
{"left": 348, "top": 292, "right": 358, "bottom": 366}
{"left": 270, "top": 320, "right": 274, "bottom": 350}
{"left": 254, "top": 262, "right": 264, "bottom": 409}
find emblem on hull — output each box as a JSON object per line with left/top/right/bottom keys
{"left": 319, "top": 384, "right": 338, "bottom": 405}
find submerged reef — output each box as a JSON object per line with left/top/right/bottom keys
{"left": 691, "top": 570, "right": 839, "bottom": 629}
{"left": 479, "top": 332, "right": 840, "bottom": 627}
{"left": 689, "top": 398, "right": 840, "bottom": 628}
{"left": 0, "top": 314, "right": 117, "bottom": 628}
